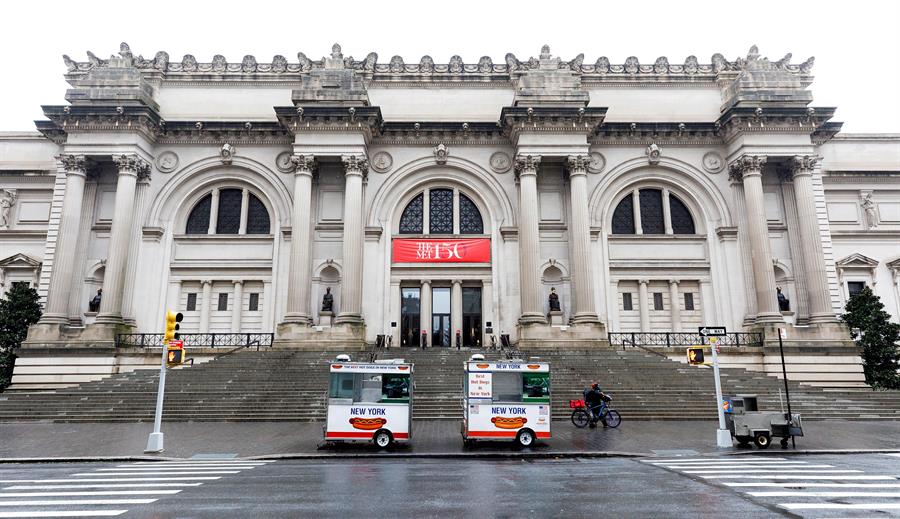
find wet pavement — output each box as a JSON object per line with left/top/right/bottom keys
{"left": 1, "top": 419, "right": 898, "bottom": 460}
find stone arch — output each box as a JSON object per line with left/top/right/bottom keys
{"left": 540, "top": 261, "right": 570, "bottom": 319}
{"left": 145, "top": 155, "right": 292, "bottom": 231}
{"left": 313, "top": 261, "right": 343, "bottom": 318}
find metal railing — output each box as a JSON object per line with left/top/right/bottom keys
{"left": 115, "top": 333, "right": 274, "bottom": 349}
{"left": 608, "top": 332, "right": 763, "bottom": 349}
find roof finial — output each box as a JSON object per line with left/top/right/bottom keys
{"left": 540, "top": 44, "right": 551, "bottom": 59}
{"left": 331, "top": 43, "right": 342, "bottom": 59}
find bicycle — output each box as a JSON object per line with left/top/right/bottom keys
{"left": 570, "top": 395, "right": 621, "bottom": 429}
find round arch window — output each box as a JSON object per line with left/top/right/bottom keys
{"left": 185, "top": 188, "right": 271, "bottom": 235}
{"left": 611, "top": 188, "right": 696, "bottom": 235}
{"left": 398, "top": 188, "right": 484, "bottom": 235}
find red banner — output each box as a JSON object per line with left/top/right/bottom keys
{"left": 392, "top": 238, "right": 491, "bottom": 263}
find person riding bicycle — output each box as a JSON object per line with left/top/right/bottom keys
{"left": 583, "top": 383, "right": 606, "bottom": 423}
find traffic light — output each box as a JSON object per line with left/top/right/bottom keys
{"left": 167, "top": 347, "right": 184, "bottom": 366}
{"left": 687, "top": 347, "right": 705, "bottom": 365}
{"left": 164, "top": 310, "right": 183, "bottom": 345}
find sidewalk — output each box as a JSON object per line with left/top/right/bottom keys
{"left": 2, "top": 419, "right": 898, "bottom": 460}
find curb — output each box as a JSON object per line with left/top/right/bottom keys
{"left": 0, "top": 455, "right": 183, "bottom": 464}
{"left": 704, "top": 448, "right": 900, "bottom": 456}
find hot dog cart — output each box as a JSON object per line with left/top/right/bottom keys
{"left": 324, "top": 356, "right": 413, "bottom": 448}
{"left": 461, "top": 355, "right": 551, "bottom": 447}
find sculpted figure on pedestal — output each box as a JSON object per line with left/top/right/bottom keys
{"left": 548, "top": 287, "right": 561, "bottom": 312}
{"left": 861, "top": 193, "right": 879, "bottom": 229}
{"left": 322, "top": 287, "right": 334, "bottom": 312}
{"left": 0, "top": 189, "right": 17, "bottom": 229}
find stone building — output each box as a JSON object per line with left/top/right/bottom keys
{"left": 1, "top": 43, "right": 898, "bottom": 387}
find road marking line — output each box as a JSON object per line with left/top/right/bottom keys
{"left": 99, "top": 467, "right": 254, "bottom": 471}
{"left": 646, "top": 458, "right": 787, "bottom": 463}
{"left": 752, "top": 491, "right": 900, "bottom": 497}
{"left": 652, "top": 460, "right": 796, "bottom": 465}
{"left": 670, "top": 464, "right": 831, "bottom": 469}
{"left": 725, "top": 483, "right": 900, "bottom": 488}
{"left": 885, "top": 454, "right": 900, "bottom": 458}
{"left": 115, "top": 464, "right": 261, "bottom": 468}
{"left": 0, "top": 478, "right": 221, "bottom": 483}
{"left": 779, "top": 503, "right": 900, "bottom": 510}
{"left": 73, "top": 472, "right": 239, "bottom": 476}
{"left": 701, "top": 475, "right": 896, "bottom": 480}
{"left": 0, "top": 512, "right": 128, "bottom": 518}
{"left": 0, "top": 491, "right": 181, "bottom": 497}
{"left": 131, "top": 461, "right": 273, "bottom": 465}
{"left": 4, "top": 484, "right": 203, "bottom": 490}
{"left": 684, "top": 470, "right": 860, "bottom": 475}
{"left": 0, "top": 499, "right": 158, "bottom": 506}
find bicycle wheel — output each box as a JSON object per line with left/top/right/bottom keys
{"left": 603, "top": 410, "right": 622, "bottom": 428}
{"left": 571, "top": 409, "right": 590, "bottom": 428}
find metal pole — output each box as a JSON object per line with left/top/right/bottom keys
{"left": 777, "top": 328, "right": 795, "bottom": 448}
{"left": 145, "top": 342, "right": 168, "bottom": 453}
{"left": 711, "top": 337, "right": 732, "bottom": 448}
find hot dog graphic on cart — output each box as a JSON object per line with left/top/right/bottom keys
{"left": 324, "top": 356, "right": 413, "bottom": 448}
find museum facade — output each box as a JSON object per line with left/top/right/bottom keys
{"left": 1, "top": 43, "right": 898, "bottom": 384}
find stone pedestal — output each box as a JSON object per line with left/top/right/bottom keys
{"left": 548, "top": 311, "right": 565, "bottom": 327}
{"left": 274, "top": 321, "right": 366, "bottom": 350}
{"left": 319, "top": 311, "right": 333, "bottom": 328}
{"left": 517, "top": 321, "right": 609, "bottom": 349}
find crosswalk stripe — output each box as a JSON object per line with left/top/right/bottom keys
{"left": 670, "top": 465, "right": 832, "bottom": 470}
{"left": 0, "top": 512, "right": 128, "bottom": 518}
{"left": 700, "top": 475, "right": 896, "bottom": 480}
{"left": 752, "top": 491, "right": 900, "bottom": 497}
{"left": 0, "top": 499, "right": 158, "bottom": 506}
{"left": 652, "top": 460, "right": 796, "bottom": 465}
{"left": 131, "top": 460, "right": 274, "bottom": 464}
{"left": 684, "top": 470, "right": 860, "bottom": 474}
{"left": 5, "top": 484, "right": 203, "bottom": 490}
{"left": 115, "top": 464, "right": 261, "bottom": 468}
{"left": 0, "top": 478, "right": 221, "bottom": 483}
{"left": 885, "top": 453, "right": 900, "bottom": 458}
{"left": 779, "top": 503, "right": 900, "bottom": 510}
{"left": 646, "top": 458, "right": 786, "bottom": 463}
{"left": 73, "top": 472, "right": 240, "bottom": 476}
{"left": 725, "top": 483, "right": 900, "bottom": 488}
{"left": 100, "top": 467, "right": 254, "bottom": 472}
{"left": 0, "top": 491, "right": 181, "bottom": 497}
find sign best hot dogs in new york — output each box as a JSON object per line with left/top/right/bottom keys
{"left": 392, "top": 238, "right": 490, "bottom": 263}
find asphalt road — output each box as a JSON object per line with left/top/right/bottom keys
{"left": 0, "top": 454, "right": 898, "bottom": 518}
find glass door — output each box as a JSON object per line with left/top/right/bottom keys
{"left": 462, "top": 287, "right": 482, "bottom": 347}
{"left": 400, "top": 287, "right": 420, "bottom": 347}
{"left": 432, "top": 287, "right": 451, "bottom": 347}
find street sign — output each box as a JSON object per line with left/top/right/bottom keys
{"left": 698, "top": 326, "right": 727, "bottom": 337}
{"left": 168, "top": 339, "right": 184, "bottom": 349}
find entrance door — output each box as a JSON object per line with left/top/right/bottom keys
{"left": 400, "top": 287, "right": 421, "bottom": 347}
{"left": 462, "top": 287, "right": 482, "bottom": 347}
{"left": 432, "top": 287, "right": 451, "bottom": 347}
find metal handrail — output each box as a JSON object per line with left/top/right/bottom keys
{"left": 115, "top": 333, "right": 274, "bottom": 349}
{"left": 607, "top": 332, "right": 763, "bottom": 348}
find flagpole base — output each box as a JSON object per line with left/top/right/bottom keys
{"left": 716, "top": 429, "right": 733, "bottom": 448}
{"left": 145, "top": 432, "right": 164, "bottom": 453}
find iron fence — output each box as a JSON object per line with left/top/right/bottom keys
{"left": 608, "top": 332, "right": 763, "bottom": 348}
{"left": 115, "top": 333, "right": 274, "bottom": 349}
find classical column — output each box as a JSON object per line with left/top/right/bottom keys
{"left": 669, "top": 280, "right": 682, "bottom": 331}
{"left": 451, "top": 279, "right": 463, "bottom": 345}
{"left": 95, "top": 154, "right": 149, "bottom": 325}
{"left": 729, "top": 155, "right": 781, "bottom": 323}
{"left": 166, "top": 279, "right": 182, "bottom": 315}
{"left": 420, "top": 279, "right": 432, "bottom": 347}
{"left": 41, "top": 155, "right": 88, "bottom": 325}
{"left": 482, "top": 279, "right": 494, "bottom": 345}
{"left": 662, "top": 188, "right": 674, "bottom": 235}
{"left": 283, "top": 155, "right": 316, "bottom": 324}
{"left": 334, "top": 155, "right": 367, "bottom": 325}
{"left": 779, "top": 170, "right": 811, "bottom": 325}
{"left": 638, "top": 279, "right": 650, "bottom": 331}
{"left": 566, "top": 155, "right": 600, "bottom": 324}
{"left": 122, "top": 173, "right": 151, "bottom": 326}
{"left": 67, "top": 181, "right": 98, "bottom": 325}
{"left": 199, "top": 279, "right": 212, "bottom": 333}
{"left": 231, "top": 280, "right": 244, "bottom": 332}
{"left": 390, "top": 281, "right": 401, "bottom": 346}
{"left": 791, "top": 155, "right": 839, "bottom": 323}
{"left": 729, "top": 170, "right": 757, "bottom": 325}
{"left": 514, "top": 155, "right": 545, "bottom": 324}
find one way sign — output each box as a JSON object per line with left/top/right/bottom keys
{"left": 698, "top": 326, "right": 727, "bottom": 337}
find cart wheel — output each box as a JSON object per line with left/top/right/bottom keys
{"left": 753, "top": 432, "right": 771, "bottom": 449}
{"left": 373, "top": 430, "right": 393, "bottom": 449}
{"left": 780, "top": 437, "right": 789, "bottom": 448}
{"left": 516, "top": 429, "right": 535, "bottom": 448}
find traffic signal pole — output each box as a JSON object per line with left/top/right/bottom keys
{"left": 145, "top": 337, "right": 168, "bottom": 453}
{"left": 710, "top": 337, "right": 732, "bottom": 448}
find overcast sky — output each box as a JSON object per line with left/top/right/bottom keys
{"left": 1, "top": 0, "right": 897, "bottom": 133}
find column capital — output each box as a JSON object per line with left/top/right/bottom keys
{"left": 728, "top": 154, "right": 767, "bottom": 181}
{"left": 421, "top": 279, "right": 432, "bottom": 286}
{"left": 201, "top": 279, "right": 213, "bottom": 287}
{"left": 341, "top": 154, "right": 368, "bottom": 177}
{"left": 452, "top": 279, "right": 462, "bottom": 286}
{"left": 790, "top": 154, "right": 821, "bottom": 178}
{"left": 233, "top": 279, "right": 244, "bottom": 286}
{"left": 113, "top": 154, "right": 151, "bottom": 180}
{"left": 565, "top": 154, "right": 589, "bottom": 176}
{"left": 669, "top": 279, "right": 680, "bottom": 285}
{"left": 290, "top": 154, "right": 317, "bottom": 176}
{"left": 514, "top": 154, "right": 541, "bottom": 177}
{"left": 57, "top": 154, "right": 88, "bottom": 177}
{"left": 638, "top": 278, "right": 649, "bottom": 286}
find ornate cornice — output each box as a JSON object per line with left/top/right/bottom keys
{"left": 501, "top": 106, "right": 607, "bottom": 144}
{"left": 38, "top": 105, "right": 162, "bottom": 142}
{"left": 156, "top": 121, "right": 291, "bottom": 145}
{"left": 716, "top": 106, "right": 838, "bottom": 142}
{"left": 274, "top": 106, "right": 382, "bottom": 141}
{"left": 374, "top": 121, "right": 507, "bottom": 146}
{"left": 591, "top": 122, "right": 722, "bottom": 146}
{"left": 61, "top": 43, "right": 814, "bottom": 84}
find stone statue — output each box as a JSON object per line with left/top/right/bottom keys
{"left": 776, "top": 287, "right": 790, "bottom": 312}
{"left": 321, "top": 287, "right": 334, "bottom": 312}
{"left": 0, "top": 189, "right": 17, "bottom": 229}
{"left": 548, "top": 287, "right": 561, "bottom": 312}
{"left": 89, "top": 289, "right": 102, "bottom": 312}
{"left": 861, "top": 193, "right": 878, "bottom": 229}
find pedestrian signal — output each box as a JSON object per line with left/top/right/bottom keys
{"left": 167, "top": 347, "right": 184, "bottom": 366}
{"left": 164, "top": 310, "right": 183, "bottom": 344}
{"left": 687, "top": 347, "right": 705, "bottom": 365}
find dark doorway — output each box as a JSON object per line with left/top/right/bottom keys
{"left": 462, "top": 287, "right": 482, "bottom": 347}
{"left": 432, "top": 287, "right": 451, "bottom": 347}
{"left": 400, "top": 287, "right": 420, "bottom": 347}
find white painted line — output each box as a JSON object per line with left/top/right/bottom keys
{"left": 646, "top": 458, "right": 786, "bottom": 463}
{"left": 5, "top": 483, "right": 203, "bottom": 490}
{"left": 753, "top": 491, "right": 900, "bottom": 497}
{"left": 116, "top": 464, "right": 261, "bottom": 468}
{"left": 701, "top": 475, "right": 897, "bottom": 480}
{"left": 0, "top": 478, "right": 220, "bottom": 483}
{"left": 0, "top": 499, "right": 157, "bottom": 506}
{"left": 779, "top": 503, "right": 900, "bottom": 511}
{"left": 653, "top": 459, "right": 795, "bottom": 465}
{"left": 684, "top": 470, "right": 861, "bottom": 475}
{"left": 99, "top": 467, "right": 254, "bottom": 471}
{"left": 885, "top": 453, "right": 900, "bottom": 458}
{"left": 0, "top": 490, "right": 181, "bottom": 497}
{"left": 0, "top": 512, "right": 127, "bottom": 518}
{"left": 131, "top": 460, "right": 274, "bottom": 464}
{"left": 725, "top": 483, "right": 900, "bottom": 488}
{"left": 671, "top": 464, "right": 832, "bottom": 470}
{"left": 73, "top": 471, "right": 239, "bottom": 476}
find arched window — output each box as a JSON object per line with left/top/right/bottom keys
{"left": 397, "top": 188, "right": 485, "bottom": 235}
{"left": 611, "top": 188, "right": 695, "bottom": 236}
{"left": 185, "top": 188, "right": 271, "bottom": 235}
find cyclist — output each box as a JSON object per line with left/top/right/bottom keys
{"left": 583, "top": 383, "right": 606, "bottom": 426}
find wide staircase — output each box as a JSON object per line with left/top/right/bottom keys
{"left": 1, "top": 347, "right": 899, "bottom": 422}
